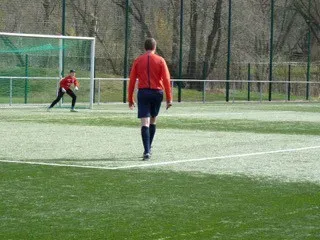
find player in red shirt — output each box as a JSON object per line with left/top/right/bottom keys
{"left": 48, "top": 69, "right": 80, "bottom": 112}
{"left": 128, "top": 38, "right": 172, "bottom": 160}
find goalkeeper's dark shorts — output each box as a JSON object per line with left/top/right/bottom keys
{"left": 137, "top": 89, "right": 163, "bottom": 118}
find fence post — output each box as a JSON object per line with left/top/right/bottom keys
{"left": 98, "top": 79, "right": 101, "bottom": 104}
{"left": 232, "top": 81, "right": 236, "bottom": 103}
{"left": 58, "top": 38, "right": 63, "bottom": 107}
{"left": 247, "top": 63, "right": 251, "bottom": 101}
{"left": 61, "top": 0, "right": 66, "bottom": 77}
{"left": 178, "top": 0, "right": 184, "bottom": 102}
{"left": 25, "top": 54, "right": 29, "bottom": 104}
{"left": 93, "top": 58, "right": 96, "bottom": 104}
{"left": 268, "top": 0, "right": 274, "bottom": 101}
{"left": 10, "top": 78, "right": 13, "bottom": 106}
{"left": 260, "top": 82, "right": 263, "bottom": 103}
{"left": 226, "top": 0, "right": 232, "bottom": 102}
{"left": 287, "top": 64, "right": 291, "bottom": 101}
{"left": 306, "top": 0, "right": 311, "bottom": 101}
{"left": 58, "top": 78, "right": 62, "bottom": 107}
{"left": 123, "top": 0, "right": 130, "bottom": 103}
{"left": 202, "top": 61, "right": 208, "bottom": 103}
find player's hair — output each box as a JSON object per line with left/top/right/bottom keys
{"left": 144, "top": 38, "right": 156, "bottom": 51}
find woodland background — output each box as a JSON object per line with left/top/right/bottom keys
{"left": 0, "top": 0, "right": 319, "bottom": 88}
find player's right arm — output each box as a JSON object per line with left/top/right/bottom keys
{"left": 59, "top": 77, "right": 65, "bottom": 85}
{"left": 59, "top": 77, "right": 67, "bottom": 92}
{"left": 128, "top": 60, "right": 138, "bottom": 108}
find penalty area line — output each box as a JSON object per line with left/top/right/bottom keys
{"left": 0, "top": 145, "right": 320, "bottom": 170}
{"left": 112, "top": 145, "right": 320, "bottom": 169}
{"left": 0, "top": 160, "right": 118, "bottom": 170}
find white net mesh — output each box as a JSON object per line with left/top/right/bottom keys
{"left": 0, "top": 33, "right": 95, "bottom": 108}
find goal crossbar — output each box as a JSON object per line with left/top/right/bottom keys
{"left": 0, "top": 32, "right": 95, "bottom": 41}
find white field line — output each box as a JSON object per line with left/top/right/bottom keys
{"left": 1, "top": 145, "right": 320, "bottom": 170}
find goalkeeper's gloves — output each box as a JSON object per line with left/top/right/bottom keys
{"left": 75, "top": 86, "right": 79, "bottom": 91}
{"left": 61, "top": 87, "right": 66, "bottom": 93}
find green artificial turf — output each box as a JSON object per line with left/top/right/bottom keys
{"left": 1, "top": 103, "right": 320, "bottom": 135}
{"left": 1, "top": 102, "right": 320, "bottom": 239}
{"left": 1, "top": 163, "right": 319, "bottom": 240}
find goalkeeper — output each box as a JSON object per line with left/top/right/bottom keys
{"left": 48, "top": 69, "right": 80, "bottom": 112}
{"left": 128, "top": 38, "right": 172, "bottom": 160}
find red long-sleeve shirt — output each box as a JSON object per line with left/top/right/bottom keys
{"left": 60, "top": 75, "right": 79, "bottom": 90}
{"left": 128, "top": 51, "right": 172, "bottom": 104}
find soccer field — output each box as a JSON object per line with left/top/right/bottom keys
{"left": 1, "top": 102, "right": 320, "bottom": 239}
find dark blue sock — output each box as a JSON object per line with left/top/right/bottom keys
{"left": 149, "top": 124, "right": 156, "bottom": 148}
{"left": 141, "top": 126, "right": 150, "bottom": 154}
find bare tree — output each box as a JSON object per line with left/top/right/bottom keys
{"left": 204, "top": 0, "right": 223, "bottom": 78}
{"left": 42, "top": 0, "right": 59, "bottom": 28}
{"left": 186, "top": 0, "right": 198, "bottom": 79}
{"left": 1, "top": 0, "right": 319, "bottom": 82}
{"left": 293, "top": 0, "right": 320, "bottom": 43}
{"left": 111, "top": 0, "right": 165, "bottom": 57}
{"left": 0, "top": 36, "right": 25, "bottom": 66}
{"left": 68, "top": 0, "right": 119, "bottom": 73}
{"left": 274, "top": 0, "right": 299, "bottom": 54}
{"left": 170, "top": 0, "right": 180, "bottom": 78}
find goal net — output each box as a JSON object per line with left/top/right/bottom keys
{"left": 0, "top": 32, "right": 95, "bottom": 109}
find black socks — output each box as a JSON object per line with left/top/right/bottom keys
{"left": 141, "top": 126, "right": 150, "bottom": 154}
{"left": 141, "top": 124, "right": 157, "bottom": 154}
{"left": 149, "top": 124, "right": 156, "bottom": 148}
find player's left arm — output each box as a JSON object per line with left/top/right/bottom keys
{"left": 161, "top": 59, "right": 172, "bottom": 108}
{"left": 74, "top": 78, "right": 80, "bottom": 90}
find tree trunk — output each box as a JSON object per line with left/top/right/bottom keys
{"left": 0, "top": 36, "right": 25, "bottom": 66}
{"left": 186, "top": 0, "right": 198, "bottom": 79}
{"left": 42, "top": 0, "right": 51, "bottom": 27}
{"left": 171, "top": 0, "right": 180, "bottom": 78}
{"left": 204, "top": 0, "right": 223, "bottom": 79}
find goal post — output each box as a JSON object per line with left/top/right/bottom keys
{"left": 0, "top": 32, "right": 95, "bottom": 109}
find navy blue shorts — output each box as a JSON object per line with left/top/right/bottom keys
{"left": 137, "top": 89, "right": 163, "bottom": 118}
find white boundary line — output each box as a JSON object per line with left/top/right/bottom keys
{"left": 1, "top": 145, "right": 320, "bottom": 170}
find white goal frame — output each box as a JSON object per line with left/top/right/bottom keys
{"left": 0, "top": 32, "right": 96, "bottom": 109}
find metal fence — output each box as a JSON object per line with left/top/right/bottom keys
{"left": 0, "top": 0, "right": 319, "bottom": 103}
{"left": 3, "top": 76, "right": 320, "bottom": 106}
